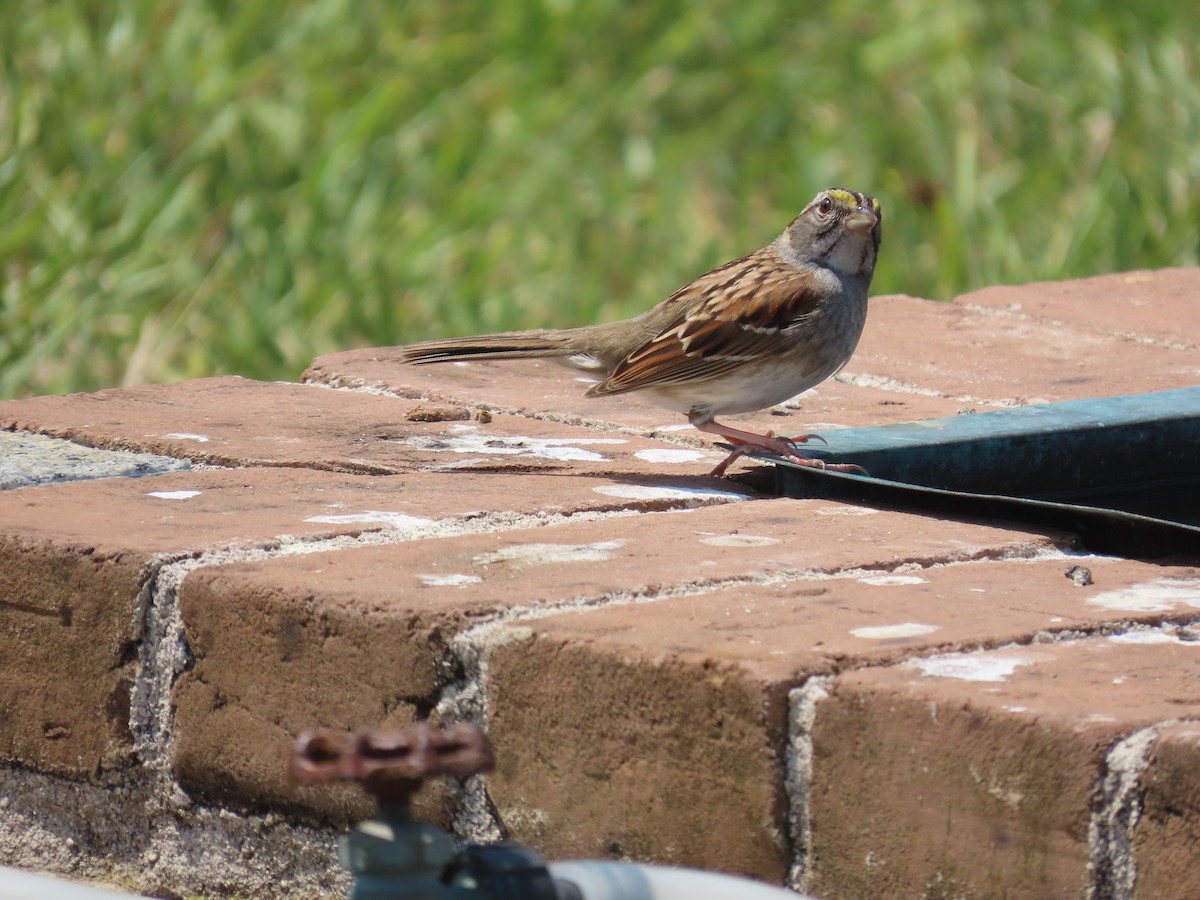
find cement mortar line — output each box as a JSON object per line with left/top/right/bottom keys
{"left": 785, "top": 675, "right": 832, "bottom": 895}
{"left": 1085, "top": 722, "right": 1175, "bottom": 900}
{"left": 304, "top": 363, "right": 1033, "bottom": 424}
{"left": 0, "top": 762, "right": 348, "bottom": 899}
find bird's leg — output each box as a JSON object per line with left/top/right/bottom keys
{"left": 690, "top": 413, "right": 866, "bottom": 477}
{"left": 707, "top": 445, "right": 748, "bottom": 479}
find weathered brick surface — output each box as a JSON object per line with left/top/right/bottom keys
{"left": 170, "top": 500, "right": 1054, "bottom": 816}
{"left": 1135, "top": 721, "right": 1200, "bottom": 900}
{"left": 0, "top": 269, "right": 1198, "bottom": 899}
{"left": 482, "top": 558, "right": 1199, "bottom": 883}
{"left": 489, "top": 632, "right": 794, "bottom": 880}
{"left": 0, "top": 531, "right": 145, "bottom": 776}
{"left": 960, "top": 268, "right": 1200, "bottom": 348}
{"left": 174, "top": 565, "right": 444, "bottom": 823}
{"left": 808, "top": 632, "right": 1200, "bottom": 899}
{"left": 303, "top": 338, "right": 968, "bottom": 437}
{"left": 0, "top": 375, "right": 736, "bottom": 477}
{"left": 0, "top": 467, "right": 436, "bottom": 778}
{"left": 851, "top": 292, "right": 1200, "bottom": 405}
{"left": 0, "top": 463, "right": 744, "bottom": 782}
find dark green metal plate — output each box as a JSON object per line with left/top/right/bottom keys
{"left": 763, "top": 386, "right": 1200, "bottom": 560}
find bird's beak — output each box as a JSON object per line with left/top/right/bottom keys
{"left": 844, "top": 206, "right": 879, "bottom": 233}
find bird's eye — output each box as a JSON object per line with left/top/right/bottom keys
{"left": 818, "top": 197, "right": 834, "bottom": 214}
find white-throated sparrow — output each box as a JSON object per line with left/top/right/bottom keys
{"left": 399, "top": 188, "right": 882, "bottom": 476}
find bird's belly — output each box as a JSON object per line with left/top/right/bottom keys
{"left": 647, "top": 300, "right": 867, "bottom": 418}
{"left": 646, "top": 358, "right": 840, "bottom": 417}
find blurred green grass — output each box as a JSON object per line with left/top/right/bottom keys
{"left": 1, "top": 0, "right": 1197, "bottom": 398}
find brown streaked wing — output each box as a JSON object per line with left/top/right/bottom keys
{"left": 586, "top": 328, "right": 755, "bottom": 394}
{"left": 588, "top": 252, "right": 821, "bottom": 396}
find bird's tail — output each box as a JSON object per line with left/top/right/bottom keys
{"left": 397, "top": 330, "right": 578, "bottom": 365}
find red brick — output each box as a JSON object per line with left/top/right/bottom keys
{"left": 0, "top": 466, "right": 441, "bottom": 778}
{"left": 0, "top": 376, "right": 745, "bottom": 477}
{"left": 170, "top": 500, "right": 1053, "bottom": 820}
{"left": 960, "top": 268, "right": 1200, "bottom": 348}
{"left": 850, "top": 292, "right": 1200, "bottom": 404}
{"left": 488, "top": 634, "right": 793, "bottom": 879}
{"left": 1134, "top": 721, "right": 1200, "bottom": 900}
{"left": 304, "top": 343, "right": 967, "bottom": 439}
{"left": 490, "top": 558, "right": 1199, "bottom": 682}
{"left": 808, "top": 631, "right": 1200, "bottom": 899}
{"left": 0, "top": 462, "right": 751, "bottom": 781}
{"left": 482, "top": 557, "right": 1196, "bottom": 883}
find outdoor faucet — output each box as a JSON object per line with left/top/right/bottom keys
{"left": 292, "top": 723, "right": 806, "bottom": 900}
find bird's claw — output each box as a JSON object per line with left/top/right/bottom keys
{"left": 707, "top": 434, "right": 868, "bottom": 478}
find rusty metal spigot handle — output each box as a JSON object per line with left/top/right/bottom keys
{"left": 292, "top": 722, "right": 495, "bottom": 806}
{"left": 292, "top": 724, "right": 573, "bottom": 898}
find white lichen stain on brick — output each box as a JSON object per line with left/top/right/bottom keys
{"left": 418, "top": 573, "right": 483, "bottom": 587}
{"left": 633, "top": 447, "right": 707, "bottom": 463}
{"left": 1085, "top": 577, "right": 1200, "bottom": 613}
{"left": 592, "top": 484, "right": 753, "bottom": 502}
{"left": 700, "top": 533, "right": 781, "bottom": 547}
{"left": 404, "top": 432, "right": 627, "bottom": 461}
{"left": 908, "top": 651, "right": 1042, "bottom": 682}
{"left": 987, "top": 777, "right": 1025, "bottom": 809}
{"left": 814, "top": 505, "right": 878, "bottom": 516}
{"left": 473, "top": 539, "right": 624, "bottom": 568}
{"left": 850, "top": 622, "right": 940, "bottom": 640}
{"left": 303, "top": 509, "right": 435, "bottom": 529}
{"left": 858, "top": 574, "right": 928, "bottom": 586}
{"left": 1108, "top": 629, "right": 1200, "bottom": 646}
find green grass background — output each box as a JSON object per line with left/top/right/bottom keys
{"left": 1, "top": 0, "right": 1197, "bottom": 399}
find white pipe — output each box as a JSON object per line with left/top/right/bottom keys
{"left": 0, "top": 867, "right": 153, "bottom": 899}
{"left": 549, "top": 860, "right": 809, "bottom": 900}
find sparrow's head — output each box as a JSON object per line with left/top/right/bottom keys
{"left": 781, "top": 188, "right": 882, "bottom": 278}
